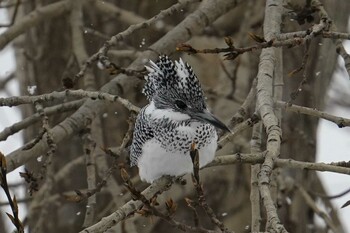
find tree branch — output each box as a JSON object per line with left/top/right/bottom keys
{"left": 0, "top": 99, "right": 83, "bottom": 141}
{"left": 5, "top": 0, "right": 244, "bottom": 174}
{"left": 0, "top": 0, "right": 72, "bottom": 50}
{"left": 255, "top": 1, "right": 287, "bottom": 232}
{"left": 276, "top": 101, "right": 350, "bottom": 127}
{"left": 80, "top": 176, "right": 174, "bottom": 233}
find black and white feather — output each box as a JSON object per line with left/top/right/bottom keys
{"left": 130, "top": 55, "right": 227, "bottom": 183}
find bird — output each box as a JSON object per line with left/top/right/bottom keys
{"left": 130, "top": 55, "right": 229, "bottom": 183}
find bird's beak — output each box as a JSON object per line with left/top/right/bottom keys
{"left": 191, "top": 109, "right": 230, "bottom": 132}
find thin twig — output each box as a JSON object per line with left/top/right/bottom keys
{"left": 312, "top": 0, "right": 350, "bottom": 79}
{"left": 0, "top": 196, "right": 31, "bottom": 206}
{"left": 218, "top": 114, "right": 260, "bottom": 150}
{"left": 288, "top": 42, "right": 311, "bottom": 102}
{"left": 184, "top": 197, "right": 200, "bottom": 228}
{"left": 76, "top": 0, "right": 198, "bottom": 80}
{"left": 227, "top": 79, "right": 257, "bottom": 130}
{"left": 0, "top": 152, "right": 24, "bottom": 232}
{"left": 80, "top": 176, "right": 175, "bottom": 233}
{"left": 119, "top": 166, "right": 216, "bottom": 233}
{"left": 190, "top": 146, "right": 232, "bottom": 233}
{"left": 92, "top": 0, "right": 172, "bottom": 32}
{"left": 65, "top": 119, "right": 133, "bottom": 204}
{"left": 295, "top": 183, "right": 340, "bottom": 233}
{"left": 311, "top": 187, "right": 350, "bottom": 200}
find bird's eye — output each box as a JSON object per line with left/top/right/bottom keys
{"left": 175, "top": 100, "right": 187, "bottom": 110}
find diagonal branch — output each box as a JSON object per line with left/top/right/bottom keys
{"left": 295, "top": 183, "right": 340, "bottom": 233}
{"left": 76, "top": 0, "right": 199, "bottom": 80}
{"left": 80, "top": 176, "right": 174, "bottom": 233}
{"left": 0, "top": 152, "right": 24, "bottom": 233}
{"left": 5, "top": 0, "right": 244, "bottom": 174}
{"left": 0, "top": 0, "right": 72, "bottom": 50}
{"left": 312, "top": 0, "right": 350, "bottom": 79}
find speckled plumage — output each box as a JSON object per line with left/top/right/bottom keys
{"left": 130, "top": 55, "right": 226, "bottom": 183}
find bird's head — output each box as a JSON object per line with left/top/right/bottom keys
{"left": 143, "top": 55, "right": 229, "bottom": 132}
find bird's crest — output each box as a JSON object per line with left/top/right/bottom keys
{"left": 143, "top": 55, "right": 204, "bottom": 104}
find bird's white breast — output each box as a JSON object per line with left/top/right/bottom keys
{"left": 137, "top": 123, "right": 218, "bottom": 183}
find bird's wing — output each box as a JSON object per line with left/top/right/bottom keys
{"left": 130, "top": 108, "right": 155, "bottom": 166}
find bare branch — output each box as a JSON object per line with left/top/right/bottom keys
{"left": 296, "top": 183, "right": 340, "bottom": 233}
{"left": 278, "top": 31, "right": 350, "bottom": 41}
{"left": 190, "top": 147, "right": 232, "bottom": 233}
{"left": 0, "top": 152, "right": 24, "bottom": 232}
{"left": 312, "top": 0, "right": 350, "bottom": 79}
{"left": 255, "top": 1, "right": 287, "bottom": 232}
{"left": 0, "top": 89, "right": 139, "bottom": 112}
{"left": 32, "top": 101, "right": 57, "bottom": 233}
{"left": 0, "top": 100, "right": 83, "bottom": 141}
{"left": 250, "top": 123, "right": 262, "bottom": 232}
{"left": 218, "top": 114, "right": 260, "bottom": 150}
{"left": 81, "top": 123, "right": 97, "bottom": 227}
{"left": 276, "top": 101, "right": 350, "bottom": 127}
{"left": 0, "top": 0, "right": 72, "bottom": 50}
{"left": 209, "top": 153, "right": 350, "bottom": 175}
{"left": 76, "top": 0, "right": 199, "bottom": 80}
{"left": 5, "top": 0, "right": 243, "bottom": 174}
{"left": 80, "top": 176, "right": 174, "bottom": 233}
{"left": 227, "top": 79, "right": 257, "bottom": 130}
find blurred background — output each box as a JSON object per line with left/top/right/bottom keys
{"left": 1, "top": 0, "right": 350, "bottom": 232}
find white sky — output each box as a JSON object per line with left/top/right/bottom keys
{"left": 316, "top": 38, "right": 350, "bottom": 232}
{"left": 0, "top": 7, "right": 350, "bottom": 233}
